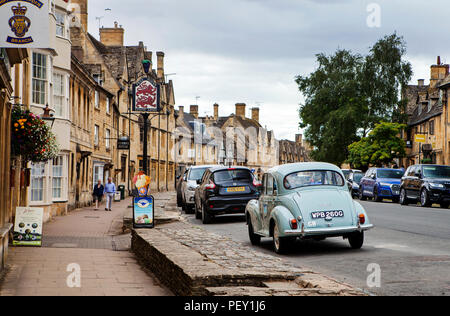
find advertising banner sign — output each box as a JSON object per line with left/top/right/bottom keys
{"left": 0, "top": 0, "right": 50, "bottom": 48}
{"left": 132, "top": 78, "right": 160, "bottom": 112}
{"left": 133, "top": 196, "right": 155, "bottom": 229}
{"left": 13, "top": 207, "right": 44, "bottom": 246}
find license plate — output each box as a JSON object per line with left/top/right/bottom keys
{"left": 226, "top": 187, "right": 246, "bottom": 193}
{"left": 311, "top": 210, "right": 344, "bottom": 220}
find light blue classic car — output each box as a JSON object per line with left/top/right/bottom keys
{"left": 246, "top": 162, "right": 374, "bottom": 254}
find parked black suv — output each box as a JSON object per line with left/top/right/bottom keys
{"left": 399, "top": 165, "right": 450, "bottom": 208}
{"left": 194, "top": 167, "right": 261, "bottom": 224}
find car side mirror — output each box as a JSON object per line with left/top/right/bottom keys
{"left": 415, "top": 172, "right": 421, "bottom": 179}
{"left": 348, "top": 179, "right": 353, "bottom": 184}
{"left": 196, "top": 179, "right": 202, "bottom": 185}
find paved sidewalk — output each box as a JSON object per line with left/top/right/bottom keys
{"left": 0, "top": 194, "right": 172, "bottom": 296}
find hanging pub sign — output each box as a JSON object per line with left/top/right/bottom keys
{"left": 132, "top": 78, "right": 161, "bottom": 112}
{"left": 0, "top": 0, "right": 50, "bottom": 48}
{"left": 133, "top": 196, "right": 155, "bottom": 229}
{"left": 13, "top": 207, "right": 44, "bottom": 246}
{"left": 117, "top": 136, "right": 130, "bottom": 150}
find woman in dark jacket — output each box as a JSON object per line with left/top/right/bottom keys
{"left": 93, "top": 180, "right": 104, "bottom": 210}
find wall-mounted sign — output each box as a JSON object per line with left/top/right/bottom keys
{"left": 414, "top": 134, "right": 426, "bottom": 144}
{"left": 132, "top": 78, "right": 160, "bottom": 112}
{"left": 0, "top": 0, "right": 50, "bottom": 48}
{"left": 133, "top": 196, "right": 155, "bottom": 229}
{"left": 117, "top": 136, "right": 130, "bottom": 150}
{"left": 13, "top": 207, "right": 43, "bottom": 246}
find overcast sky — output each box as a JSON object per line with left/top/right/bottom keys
{"left": 87, "top": 0, "right": 448, "bottom": 141}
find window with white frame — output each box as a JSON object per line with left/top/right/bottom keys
{"left": 55, "top": 10, "right": 65, "bottom": 37}
{"left": 95, "top": 91, "right": 99, "bottom": 108}
{"left": 53, "top": 73, "right": 64, "bottom": 117}
{"left": 106, "top": 97, "right": 110, "bottom": 114}
{"left": 31, "top": 163, "right": 46, "bottom": 202}
{"left": 95, "top": 125, "right": 99, "bottom": 146}
{"left": 52, "top": 156, "right": 64, "bottom": 199}
{"left": 32, "top": 52, "right": 47, "bottom": 105}
{"left": 106, "top": 128, "right": 111, "bottom": 149}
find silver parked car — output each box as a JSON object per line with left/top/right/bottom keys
{"left": 180, "top": 165, "right": 221, "bottom": 213}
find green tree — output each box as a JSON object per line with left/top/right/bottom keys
{"left": 296, "top": 33, "right": 412, "bottom": 166}
{"left": 347, "top": 122, "right": 406, "bottom": 169}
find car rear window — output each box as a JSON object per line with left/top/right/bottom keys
{"left": 284, "top": 170, "right": 345, "bottom": 189}
{"left": 188, "top": 168, "right": 208, "bottom": 181}
{"left": 213, "top": 169, "right": 253, "bottom": 184}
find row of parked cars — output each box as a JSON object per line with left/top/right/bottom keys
{"left": 177, "top": 163, "right": 374, "bottom": 254}
{"left": 343, "top": 164, "right": 450, "bottom": 208}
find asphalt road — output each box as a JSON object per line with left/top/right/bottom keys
{"left": 186, "top": 200, "right": 450, "bottom": 296}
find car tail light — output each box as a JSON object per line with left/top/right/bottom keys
{"left": 205, "top": 180, "right": 216, "bottom": 190}
{"left": 359, "top": 214, "right": 366, "bottom": 225}
{"left": 290, "top": 219, "right": 298, "bottom": 230}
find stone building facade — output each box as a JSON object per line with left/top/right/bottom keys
{"left": 0, "top": 48, "right": 29, "bottom": 274}
{"left": 402, "top": 57, "right": 450, "bottom": 167}
{"left": 174, "top": 103, "right": 279, "bottom": 180}
{"left": 279, "top": 134, "right": 311, "bottom": 165}
{"left": 70, "top": 0, "right": 178, "bottom": 194}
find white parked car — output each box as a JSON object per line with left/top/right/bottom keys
{"left": 180, "top": 165, "right": 221, "bottom": 213}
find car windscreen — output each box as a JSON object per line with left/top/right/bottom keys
{"left": 213, "top": 169, "right": 253, "bottom": 184}
{"left": 188, "top": 168, "right": 208, "bottom": 181}
{"left": 342, "top": 170, "right": 350, "bottom": 179}
{"left": 423, "top": 166, "right": 450, "bottom": 179}
{"left": 377, "top": 169, "right": 404, "bottom": 179}
{"left": 353, "top": 173, "right": 364, "bottom": 184}
{"left": 284, "top": 170, "right": 345, "bottom": 189}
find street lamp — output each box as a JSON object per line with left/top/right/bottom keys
{"left": 41, "top": 104, "right": 55, "bottom": 129}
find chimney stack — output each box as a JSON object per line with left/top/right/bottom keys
{"left": 213, "top": 103, "right": 219, "bottom": 121}
{"left": 430, "top": 56, "right": 450, "bottom": 88}
{"left": 418, "top": 79, "right": 425, "bottom": 86}
{"left": 251, "top": 107, "right": 260, "bottom": 123}
{"left": 295, "top": 134, "right": 303, "bottom": 146}
{"left": 99, "top": 22, "right": 125, "bottom": 46}
{"left": 157, "top": 52, "right": 165, "bottom": 81}
{"left": 190, "top": 105, "right": 199, "bottom": 119}
{"left": 235, "top": 103, "right": 246, "bottom": 119}
{"left": 71, "top": 0, "right": 88, "bottom": 31}
{"left": 178, "top": 106, "right": 184, "bottom": 119}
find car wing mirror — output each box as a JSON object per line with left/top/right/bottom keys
{"left": 196, "top": 179, "right": 202, "bottom": 185}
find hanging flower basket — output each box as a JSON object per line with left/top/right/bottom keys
{"left": 11, "top": 106, "right": 59, "bottom": 163}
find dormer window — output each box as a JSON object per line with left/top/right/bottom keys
{"left": 428, "top": 100, "right": 432, "bottom": 112}
{"left": 418, "top": 103, "right": 422, "bottom": 116}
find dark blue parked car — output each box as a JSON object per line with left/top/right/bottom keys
{"left": 359, "top": 168, "right": 405, "bottom": 202}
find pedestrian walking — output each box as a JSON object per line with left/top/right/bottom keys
{"left": 93, "top": 180, "right": 104, "bottom": 210}
{"left": 104, "top": 177, "right": 116, "bottom": 212}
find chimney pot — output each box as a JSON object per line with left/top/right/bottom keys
{"left": 157, "top": 52, "right": 165, "bottom": 81}
{"left": 418, "top": 79, "right": 425, "bottom": 86}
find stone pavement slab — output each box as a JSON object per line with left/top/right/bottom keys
{"left": 0, "top": 247, "right": 172, "bottom": 296}
{"left": 132, "top": 221, "right": 365, "bottom": 296}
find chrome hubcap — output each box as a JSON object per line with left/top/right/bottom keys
{"left": 421, "top": 191, "right": 426, "bottom": 205}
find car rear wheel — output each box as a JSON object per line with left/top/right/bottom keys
{"left": 273, "top": 222, "right": 294, "bottom": 254}
{"left": 359, "top": 187, "right": 367, "bottom": 201}
{"left": 248, "top": 218, "right": 261, "bottom": 246}
{"left": 348, "top": 231, "right": 364, "bottom": 249}
{"left": 373, "top": 187, "right": 382, "bottom": 202}
{"left": 202, "top": 203, "right": 213, "bottom": 224}
{"left": 420, "top": 189, "right": 431, "bottom": 207}
{"left": 400, "top": 188, "right": 409, "bottom": 205}
{"left": 194, "top": 200, "right": 201, "bottom": 219}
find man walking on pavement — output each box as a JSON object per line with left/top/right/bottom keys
{"left": 104, "top": 177, "right": 116, "bottom": 212}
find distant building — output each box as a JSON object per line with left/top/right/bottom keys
{"left": 279, "top": 134, "right": 311, "bottom": 165}
{"left": 402, "top": 56, "right": 450, "bottom": 167}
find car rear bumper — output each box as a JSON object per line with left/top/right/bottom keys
{"left": 205, "top": 195, "right": 258, "bottom": 216}
{"left": 283, "top": 224, "right": 374, "bottom": 238}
